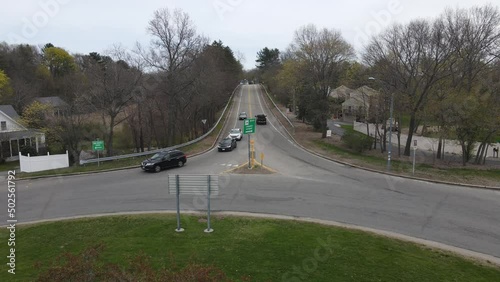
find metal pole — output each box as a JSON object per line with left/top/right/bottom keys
{"left": 205, "top": 175, "right": 213, "bottom": 233}
{"left": 248, "top": 135, "right": 251, "bottom": 169}
{"left": 175, "top": 175, "right": 184, "bottom": 232}
{"left": 97, "top": 151, "right": 100, "bottom": 167}
{"left": 413, "top": 148, "right": 416, "bottom": 175}
{"left": 387, "top": 92, "right": 394, "bottom": 172}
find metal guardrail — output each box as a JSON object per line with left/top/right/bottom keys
{"left": 260, "top": 84, "right": 295, "bottom": 133}
{"left": 80, "top": 85, "right": 241, "bottom": 165}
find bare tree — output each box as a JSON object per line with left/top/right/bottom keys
{"left": 290, "top": 24, "right": 354, "bottom": 136}
{"left": 84, "top": 52, "right": 142, "bottom": 156}
{"left": 364, "top": 18, "right": 453, "bottom": 156}
{"left": 137, "top": 8, "right": 207, "bottom": 146}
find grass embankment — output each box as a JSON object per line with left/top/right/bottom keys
{"left": 1, "top": 215, "right": 499, "bottom": 281}
{"left": 311, "top": 125, "right": 500, "bottom": 185}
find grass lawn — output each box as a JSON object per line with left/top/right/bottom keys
{"left": 312, "top": 139, "right": 500, "bottom": 184}
{"left": 1, "top": 215, "right": 499, "bottom": 281}
{"left": 0, "top": 160, "right": 19, "bottom": 172}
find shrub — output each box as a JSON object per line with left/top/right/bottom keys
{"left": 341, "top": 131, "right": 373, "bottom": 153}
{"left": 20, "top": 145, "right": 38, "bottom": 156}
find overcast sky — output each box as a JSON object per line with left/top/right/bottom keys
{"left": 1, "top": 0, "right": 497, "bottom": 70}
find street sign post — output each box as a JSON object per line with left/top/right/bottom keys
{"left": 92, "top": 140, "right": 105, "bottom": 167}
{"left": 413, "top": 140, "right": 418, "bottom": 175}
{"left": 243, "top": 118, "right": 256, "bottom": 134}
{"left": 244, "top": 119, "right": 256, "bottom": 168}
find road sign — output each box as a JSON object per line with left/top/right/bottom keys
{"left": 243, "top": 118, "right": 256, "bottom": 134}
{"left": 92, "top": 140, "right": 105, "bottom": 151}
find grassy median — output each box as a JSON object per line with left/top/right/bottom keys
{"left": 1, "top": 215, "right": 499, "bottom": 281}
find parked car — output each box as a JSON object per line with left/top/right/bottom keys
{"left": 229, "top": 128, "right": 243, "bottom": 141}
{"left": 255, "top": 114, "right": 267, "bottom": 125}
{"left": 218, "top": 137, "right": 237, "bottom": 152}
{"left": 239, "top": 112, "right": 248, "bottom": 120}
{"left": 383, "top": 118, "right": 399, "bottom": 131}
{"left": 141, "top": 150, "right": 186, "bottom": 172}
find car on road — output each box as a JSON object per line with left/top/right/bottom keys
{"left": 218, "top": 137, "right": 237, "bottom": 152}
{"left": 141, "top": 150, "right": 186, "bottom": 172}
{"left": 239, "top": 112, "right": 248, "bottom": 120}
{"left": 255, "top": 114, "right": 267, "bottom": 125}
{"left": 229, "top": 128, "right": 242, "bottom": 141}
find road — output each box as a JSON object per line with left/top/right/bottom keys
{"left": 2, "top": 85, "right": 500, "bottom": 259}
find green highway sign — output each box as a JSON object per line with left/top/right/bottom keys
{"left": 92, "top": 140, "right": 105, "bottom": 151}
{"left": 243, "top": 118, "right": 256, "bottom": 134}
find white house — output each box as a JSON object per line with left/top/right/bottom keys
{"left": 0, "top": 105, "right": 45, "bottom": 161}
{"left": 341, "top": 86, "right": 379, "bottom": 121}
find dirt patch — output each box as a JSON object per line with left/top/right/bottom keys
{"left": 228, "top": 163, "right": 276, "bottom": 175}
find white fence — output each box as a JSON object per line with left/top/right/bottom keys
{"left": 19, "top": 151, "right": 69, "bottom": 173}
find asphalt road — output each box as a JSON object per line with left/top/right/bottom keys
{"left": 2, "top": 85, "right": 500, "bottom": 259}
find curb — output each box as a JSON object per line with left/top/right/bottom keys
{"left": 259, "top": 85, "right": 500, "bottom": 191}
{"left": 8, "top": 211, "right": 500, "bottom": 268}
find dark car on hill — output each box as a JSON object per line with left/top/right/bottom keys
{"left": 141, "top": 150, "right": 186, "bottom": 172}
{"left": 255, "top": 114, "right": 267, "bottom": 125}
{"left": 218, "top": 137, "right": 237, "bottom": 152}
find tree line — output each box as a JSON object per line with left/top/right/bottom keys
{"left": 256, "top": 4, "right": 500, "bottom": 165}
{"left": 0, "top": 8, "right": 243, "bottom": 165}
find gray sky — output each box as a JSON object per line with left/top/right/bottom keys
{"left": 1, "top": 0, "right": 497, "bottom": 70}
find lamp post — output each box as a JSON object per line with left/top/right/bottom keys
{"left": 369, "top": 77, "right": 393, "bottom": 171}
{"left": 387, "top": 92, "right": 394, "bottom": 172}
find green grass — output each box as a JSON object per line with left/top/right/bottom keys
{"left": 312, "top": 139, "right": 500, "bottom": 181}
{"left": 0, "top": 160, "right": 19, "bottom": 172}
{"left": 16, "top": 157, "right": 142, "bottom": 178}
{"left": 423, "top": 167, "right": 500, "bottom": 181}
{"left": 1, "top": 215, "right": 499, "bottom": 281}
{"left": 340, "top": 124, "right": 354, "bottom": 132}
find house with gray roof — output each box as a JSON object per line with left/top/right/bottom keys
{"left": 0, "top": 105, "right": 45, "bottom": 161}
{"left": 33, "top": 96, "right": 69, "bottom": 117}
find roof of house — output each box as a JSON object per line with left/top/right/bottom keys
{"left": 0, "top": 105, "right": 20, "bottom": 120}
{"left": 329, "top": 85, "right": 354, "bottom": 99}
{"left": 355, "top": 86, "right": 379, "bottom": 97}
{"left": 33, "top": 96, "right": 69, "bottom": 108}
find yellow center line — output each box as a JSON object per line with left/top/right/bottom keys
{"left": 247, "top": 85, "right": 252, "bottom": 117}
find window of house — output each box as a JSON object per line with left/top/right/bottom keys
{"left": 1, "top": 121, "right": 6, "bottom": 131}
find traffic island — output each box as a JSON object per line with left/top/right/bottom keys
{"left": 225, "top": 161, "right": 277, "bottom": 174}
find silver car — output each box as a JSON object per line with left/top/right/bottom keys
{"left": 229, "top": 128, "right": 242, "bottom": 141}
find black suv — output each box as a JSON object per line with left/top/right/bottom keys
{"left": 141, "top": 150, "right": 186, "bottom": 172}
{"left": 255, "top": 114, "right": 267, "bottom": 125}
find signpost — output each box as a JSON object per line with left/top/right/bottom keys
{"left": 244, "top": 119, "right": 256, "bottom": 168}
{"left": 168, "top": 175, "right": 219, "bottom": 233}
{"left": 92, "top": 140, "right": 105, "bottom": 166}
{"left": 413, "top": 140, "right": 418, "bottom": 175}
